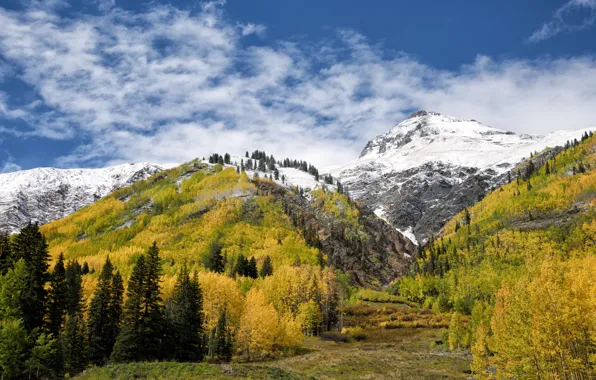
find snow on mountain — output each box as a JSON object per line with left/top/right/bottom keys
{"left": 332, "top": 110, "right": 593, "bottom": 244}
{"left": 0, "top": 163, "right": 165, "bottom": 234}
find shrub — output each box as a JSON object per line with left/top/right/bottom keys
{"left": 320, "top": 331, "right": 351, "bottom": 343}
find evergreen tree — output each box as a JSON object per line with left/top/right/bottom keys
{"left": 10, "top": 223, "right": 50, "bottom": 332}
{"left": 111, "top": 243, "right": 165, "bottom": 362}
{"left": 61, "top": 313, "right": 87, "bottom": 377}
{"left": 259, "top": 256, "right": 273, "bottom": 278}
{"left": 65, "top": 260, "right": 83, "bottom": 316}
{"left": 47, "top": 253, "right": 68, "bottom": 338}
{"left": 81, "top": 262, "right": 90, "bottom": 275}
{"left": 212, "top": 309, "right": 233, "bottom": 362}
{"left": 111, "top": 256, "right": 146, "bottom": 363}
{"left": 107, "top": 270, "right": 124, "bottom": 357}
{"left": 60, "top": 259, "right": 87, "bottom": 377}
{"left": 235, "top": 254, "right": 248, "bottom": 277}
{"left": 204, "top": 242, "right": 225, "bottom": 273}
{"left": 87, "top": 257, "right": 120, "bottom": 365}
{"left": 247, "top": 257, "right": 258, "bottom": 279}
{"left": 166, "top": 266, "right": 204, "bottom": 362}
{"left": 0, "top": 233, "right": 11, "bottom": 275}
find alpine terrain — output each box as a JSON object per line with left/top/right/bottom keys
{"left": 332, "top": 110, "right": 592, "bottom": 244}
{"left": 0, "top": 163, "right": 165, "bottom": 234}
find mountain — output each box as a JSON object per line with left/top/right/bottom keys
{"left": 396, "top": 128, "right": 596, "bottom": 378}
{"left": 0, "top": 163, "right": 166, "bottom": 234}
{"left": 40, "top": 160, "right": 415, "bottom": 287}
{"left": 332, "top": 110, "right": 592, "bottom": 244}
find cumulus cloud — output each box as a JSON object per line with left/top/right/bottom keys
{"left": 528, "top": 0, "right": 596, "bottom": 42}
{"left": 0, "top": 2, "right": 595, "bottom": 169}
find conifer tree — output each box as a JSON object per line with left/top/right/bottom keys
{"left": 107, "top": 270, "right": 123, "bottom": 355}
{"left": 10, "top": 223, "right": 50, "bottom": 332}
{"left": 0, "top": 233, "right": 11, "bottom": 275}
{"left": 111, "top": 243, "right": 165, "bottom": 363}
{"left": 65, "top": 260, "right": 83, "bottom": 316}
{"left": 259, "top": 256, "right": 273, "bottom": 278}
{"left": 61, "top": 313, "right": 87, "bottom": 377}
{"left": 87, "top": 257, "right": 120, "bottom": 365}
{"left": 47, "top": 253, "right": 68, "bottom": 338}
{"left": 234, "top": 254, "right": 248, "bottom": 277}
{"left": 247, "top": 257, "right": 258, "bottom": 279}
{"left": 111, "top": 256, "right": 146, "bottom": 363}
{"left": 204, "top": 242, "right": 225, "bottom": 273}
{"left": 212, "top": 309, "right": 233, "bottom": 362}
{"left": 166, "top": 265, "right": 204, "bottom": 362}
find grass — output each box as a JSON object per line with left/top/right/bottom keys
{"left": 76, "top": 362, "right": 308, "bottom": 379}
{"left": 76, "top": 301, "right": 470, "bottom": 380}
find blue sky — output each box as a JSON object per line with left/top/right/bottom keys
{"left": 1, "top": 0, "right": 596, "bottom": 171}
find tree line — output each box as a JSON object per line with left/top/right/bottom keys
{"left": 0, "top": 224, "right": 229, "bottom": 379}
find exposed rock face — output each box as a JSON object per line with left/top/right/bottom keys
{"left": 0, "top": 163, "right": 165, "bottom": 234}
{"left": 254, "top": 180, "right": 416, "bottom": 287}
{"left": 333, "top": 111, "right": 591, "bottom": 245}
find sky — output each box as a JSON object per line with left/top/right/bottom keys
{"left": 1, "top": 0, "right": 596, "bottom": 171}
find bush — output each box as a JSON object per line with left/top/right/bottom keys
{"left": 320, "top": 331, "right": 351, "bottom": 343}
{"left": 347, "top": 327, "right": 368, "bottom": 341}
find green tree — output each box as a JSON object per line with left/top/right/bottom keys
{"left": 166, "top": 265, "right": 205, "bottom": 362}
{"left": 204, "top": 242, "right": 225, "bottom": 273}
{"left": 61, "top": 313, "right": 87, "bottom": 376}
{"left": 27, "top": 332, "right": 57, "bottom": 380}
{"left": 259, "top": 256, "right": 273, "bottom": 278}
{"left": 0, "top": 318, "right": 28, "bottom": 380}
{"left": 111, "top": 256, "right": 146, "bottom": 363}
{"left": 247, "top": 257, "right": 258, "bottom": 279}
{"left": 235, "top": 254, "right": 248, "bottom": 277}
{"left": 65, "top": 260, "right": 83, "bottom": 317}
{"left": 47, "top": 253, "right": 68, "bottom": 338}
{"left": 11, "top": 223, "right": 50, "bottom": 331}
{"left": 87, "top": 257, "right": 121, "bottom": 365}
{"left": 0, "top": 233, "right": 11, "bottom": 275}
{"left": 212, "top": 309, "right": 233, "bottom": 362}
{"left": 111, "top": 243, "right": 165, "bottom": 362}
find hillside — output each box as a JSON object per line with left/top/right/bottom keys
{"left": 395, "top": 132, "right": 596, "bottom": 378}
{"left": 333, "top": 110, "right": 591, "bottom": 244}
{"left": 41, "top": 160, "right": 414, "bottom": 295}
{"left": 0, "top": 163, "right": 165, "bottom": 234}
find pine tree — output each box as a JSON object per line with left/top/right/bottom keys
{"left": 65, "top": 260, "right": 83, "bottom": 316}
{"left": 212, "top": 309, "right": 233, "bottom": 362}
{"left": 61, "top": 313, "right": 87, "bottom": 376}
{"left": 204, "top": 242, "right": 225, "bottom": 273}
{"left": 111, "top": 243, "right": 165, "bottom": 363}
{"left": 247, "top": 257, "right": 258, "bottom": 279}
{"left": 259, "top": 256, "right": 273, "bottom": 278}
{"left": 0, "top": 233, "right": 11, "bottom": 275}
{"left": 47, "top": 253, "right": 68, "bottom": 338}
{"left": 10, "top": 222, "right": 50, "bottom": 332}
{"left": 235, "top": 254, "right": 248, "bottom": 277}
{"left": 111, "top": 256, "right": 146, "bottom": 363}
{"left": 107, "top": 270, "right": 123, "bottom": 357}
{"left": 87, "top": 257, "right": 119, "bottom": 365}
{"left": 166, "top": 266, "right": 205, "bottom": 362}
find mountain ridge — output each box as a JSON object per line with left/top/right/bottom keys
{"left": 333, "top": 110, "right": 593, "bottom": 244}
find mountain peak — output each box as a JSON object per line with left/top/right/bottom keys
{"left": 406, "top": 110, "right": 441, "bottom": 119}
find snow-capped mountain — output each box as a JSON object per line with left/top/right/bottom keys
{"left": 332, "top": 110, "right": 592, "bottom": 244}
{"left": 0, "top": 163, "right": 165, "bottom": 234}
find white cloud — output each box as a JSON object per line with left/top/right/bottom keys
{"left": 0, "top": 2, "right": 595, "bottom": 169}
{"left": 239, "top": 23, "right": 266, "bottom": 37}
{"left": 528, "top": 0, "right": 596, "bottom": 42}
{"left": 0, "top": 156, "right": 22, "bottom": 173}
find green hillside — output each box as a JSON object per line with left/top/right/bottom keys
{"left": 396, "top": 133, "right": 596, "bottom": 378}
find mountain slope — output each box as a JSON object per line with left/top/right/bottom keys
{"left": 333, "top": 110, "right": 592, "bottom": 244}
{"left": 396, "top": 132, "right": 596, "bottom": 378}
{"left": 40, "top": 160, "right": 414, "bottom": 290}
{"left": 0, "top": 163, "right": 166, "bottom": 234}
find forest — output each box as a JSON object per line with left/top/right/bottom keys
{"left": 396, "top": 133, "right": 596, "bottom": 378}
